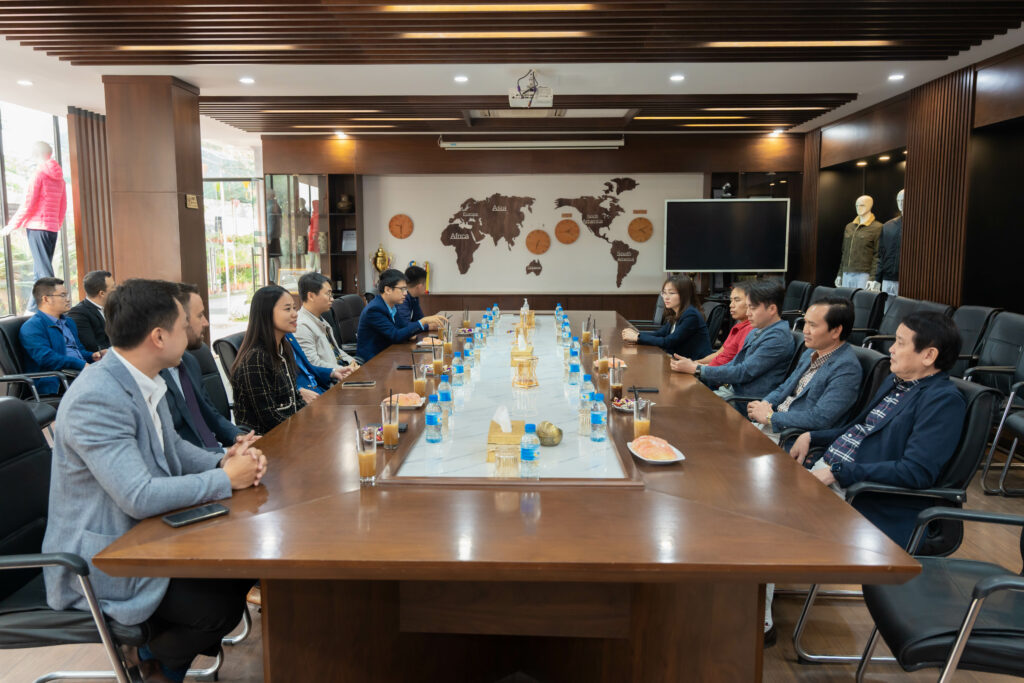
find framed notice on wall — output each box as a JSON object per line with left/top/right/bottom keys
{"left": 341, "top": 230, "right": 357, "bottom": 253}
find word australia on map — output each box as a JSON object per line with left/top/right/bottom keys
{"left": 439, "top": 177, "right": 641, "bottom": 288}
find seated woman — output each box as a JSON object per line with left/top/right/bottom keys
{"left": 621, "top": 274, "right": 711, "bottom": 359}
{"left": 231, "top": 286, "right": 348, "bottom": 434}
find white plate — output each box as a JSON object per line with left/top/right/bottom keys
{"left": 612, "top": 399, "right": 656, "bottom": 413}
{"left": 381, "top": 396, "right": 427, "bottom": 410}
{"left": 627, "top": 440, "right": 685, "bottom": 465}
{"left": 416, "top": 337, "right": 444, "bottom": 347}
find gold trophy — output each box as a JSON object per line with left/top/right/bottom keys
{"left": 371, "top": 244, "right": 393, "bottom": 288}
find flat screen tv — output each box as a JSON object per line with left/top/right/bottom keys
{"left": 664, "top": 198, "right": 789, "bottom": 272}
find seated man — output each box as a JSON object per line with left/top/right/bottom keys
{"left": 670, "top": 279, "right": 794, "bottom": 406}
{"left": 395, "top": 264, "right": 427, "bottom": 326}
{"left": 20, "top": 277, "right": 101, "bottom": 395}
{"left": 160, "top": 283, "right": 246, "bottom": 451}
{"left": 789, "top": 311, "right": 967, "bottom": 547}
{"left": 294, "top": 271, "right": 358, "bottom": 371}
{"left": 694, "top": 282, "right": 753, "bottom": 368}
{"left": 68, "top": 269, "right": 115, "bottom": 353}
{"left": 42, "top": 278, "right": 266, "bottom": 683}
{"left": 746, "top": 297, "right": 862, "bottom": 445}
{"left": 356, "top": 268, "right": 444, "bottom": 363}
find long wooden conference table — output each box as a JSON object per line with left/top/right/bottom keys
{"left": 96, "top": 310, "right": 919, "bottom": 682}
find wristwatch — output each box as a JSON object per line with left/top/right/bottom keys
{"left": 693, "top": 365, "right": 702, "bottom": 379}
{"left": 830, "top": 461, "right": 843, "bottom": 476}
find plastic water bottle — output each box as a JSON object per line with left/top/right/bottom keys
{"left": 580, "top": 373, "right": 595, "bottom": 405}
{"left": 452, "top": 352, "right": 465, "bottom": 387}
{"left": 438, "top": 375, "right": 453, "bottom": 437}
{"left": 492, "top": 303, "right": 500, "bottom": 321}
{"left": 475, "top": 323, "right": 486, "bottom": 349}
{"left": 425, "top": 394, "right": 443, "bottom": 443}
{"left": 579, "top": 390, "right": 594, "bottom": 437}
{"left": 520, "top": 423, "right": 540, "bottom": 480}
{"left": 568, "top": 349, "right": 580, "bottom": 386}
{"left": 590, "top": 392, "right": 608, "bottom": 442}
{"left": 571, "top": 335, "right": 581, "bottom": 355}
{"left": 463, "top": 340, "right": 475, "bottom": 377}
{"left": 561, "top": 323, "right": 571, "bottom": 347}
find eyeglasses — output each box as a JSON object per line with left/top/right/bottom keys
{"left": 660, "top": 290, "right": 677, "bottom": 297}
{"left": 46, "top": 292, "right": 69, "bottom": 299}
{"left": 394, "top": 286, "right": 409, "bottom": 293}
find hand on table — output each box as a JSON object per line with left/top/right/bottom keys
{"left": 299, "top": 388, "right": 319, "bottom": 404}
{"left": 670, "top": 354, "right": 698, "bottom": 375}
{"left": 789, "top": 432, "right": 812, "bottom": 465}
{"left": 621, "top": 328, "right": 639, "bottom": 343}
{"left": 331, "top": 365, "right": 356, "bottom": 381}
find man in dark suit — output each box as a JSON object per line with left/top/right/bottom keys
{"left": 19, "top": 277, "right": 101, "bottom": 395}
{"left": 159, "top": 283, "right": 246, "bottom": 452}
{"left": 355, "top": 269, "right": 444, "bottom": 363}
{"left": 394, "top": 264, "right": 427, "bottom": 326}
{"left": 68, "top": 269, "right": 115, "bottom": 353}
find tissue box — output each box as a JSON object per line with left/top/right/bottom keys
{"left": 510, "top": 346, "right": 534, "bottom": 362}
{"left": 486, "top": 419, "right": 525, "bottom": 462}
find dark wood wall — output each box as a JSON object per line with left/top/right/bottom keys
{"left": 796, "top": 129, "right": 821, "bottom": 283}
{"left": 66, "top": 106, "right": 113, "bottom": 295}
{"left": 820, "top": 96, "right": 909, "bottom": 169}
{"left": 974, "top": 46, "right": 1024, "bottom": 129}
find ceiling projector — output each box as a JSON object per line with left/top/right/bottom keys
{"left": 508, "top": 69, "right": 553, "bottom": 108}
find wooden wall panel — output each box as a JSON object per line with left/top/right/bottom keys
{"left": 820, "top": 96, "right": 909, "bottom": 168}
{"left": 974, "top": 45, "right": 1024, "bottom": 129}
{"left": 901, "top": 68, "right": 975, "bottom": 306}
{"left": 67, "top": 106, "right": 114, "bottom": 293}
{"left": 262, "top": 134, "right": 804, "bottom": 176}
{"left": 795, "top": 129, "right": 821, "bottom": 283}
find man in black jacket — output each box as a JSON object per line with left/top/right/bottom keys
{"left": 67, "top": 269, "right": 114, "bottom": 353}
{"left": 159, "top": 283, "right": 247, "bottom": 451}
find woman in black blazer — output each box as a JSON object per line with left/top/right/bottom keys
{"left": 621, "top": 273, "right": 712, "bottom": 359}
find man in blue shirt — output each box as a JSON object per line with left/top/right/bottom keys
{"left": 356, "top": 269, "right": 444, "bottom": 363}
{"left": 20, "top": 277, "right": 102, "bottom": 395}
{"left": 394, "top": 265, "right": 427, "bottom": 326}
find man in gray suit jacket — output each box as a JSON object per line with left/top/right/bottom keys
{"left": 42, "top": 279, "right": 267, "bottom": 683}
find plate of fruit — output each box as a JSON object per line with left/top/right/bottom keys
{"left": 627, "top": 435, "right": 684, "bottom": 464}
{"left": 611, "top": 397, "right": 655, "bottom": 413}
{"left": 381, "top": 393, "right": 427, "bottom": 410}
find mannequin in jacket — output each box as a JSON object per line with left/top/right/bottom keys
{"left": 868, "top": 189, "right": 903, "bottom": 295}
{"left": 2, "top": 141, "right": 67, "bottom": 311}
{"left": 834, "top": 195, "right": 883, "bottom": 290}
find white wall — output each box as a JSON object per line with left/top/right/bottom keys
{"left": 363, "top": 173, "right": 702, "bottom": 294}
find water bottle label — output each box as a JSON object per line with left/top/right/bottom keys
{"left": 426, "top": 414, "right": 440, "bottom": 426}
{"left": 520, "top": 445, "right": 538, "bottom": 461}
{"left": 570, "top": 363, "right": 580, "bottom": 372}
{"left": 440, "top": 391, "right": 452, "bottom": 402}
{"left": 454, "top": 365, "right": 464, "bottom": 373}
{"left": 591, "top": 412, "right": 605, "bottom": 425}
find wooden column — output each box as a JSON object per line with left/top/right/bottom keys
{"left": 101, "top": 76, "right": 208, "bottom": 294}
{"left": 796, "top": 129, "right": 821, "bottom": 284}
{"left": 66, "top": 106, "right": 114, "bottom": 296}
{"left": 901, "top": 68, "right": 975, "bottom": 306}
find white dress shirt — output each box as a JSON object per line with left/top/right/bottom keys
{"left": 109, "top": 349, "right": 168, "bottom": 449}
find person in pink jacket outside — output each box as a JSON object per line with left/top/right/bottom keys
{"left": 2, "top": 141, "right": 67, "bottom": 311}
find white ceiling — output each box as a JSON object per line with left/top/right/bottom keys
{"left": 1, "top": 25, "right": 1022, "bottom": 149}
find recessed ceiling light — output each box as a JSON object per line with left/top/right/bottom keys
{"left": 382, "top": 3, "right": 595, "bottom": 11}
{"left": 118, "top": 44, "right": 296, "bottom": 51}
{"left": 683, "top": 123, "right": 788, "bottom": 127}
{"left": 669, "top": 74, "right": 685, "bottom": 82}
{"left": 878, "top": 155, "right": 891, "bottom": 161}
{"left": 779, "top": 180, "right": 787, "bottom": 184}
{"left": 402, "top": 30, "right": 587, "bottom": 38}
{"left": 770, "top": 182, "right": 776, "bottom": 187}
{"left": 238, "top": 77, "right": 255, "bottom": 85}
{"left": 293, "top": 125, "right": 396, "bottom": 129}
{"left": 351, "top": 117, "right": 460, "bottom": 121}
{"left": 704, "top": 106, "right": 827, "bottom": 111}
{"left": 454, "top": 75, "right": 469, "bottom": 83}
{"left": 706, "top": 40, "right": 892, "bottom": 48}
{"left": 856, "top": 161, "right": 868, "bottom": 167}
{"left": 16, "top": 79, "right": 32, "bottom": 86}
{"left": 771, "top": 128, "right": 785, "bottom": 136}
{"left": 903, "top": 150, "right": 908, "bottom": 155}
{"left": 635, "top": 116, "right": 745, "bottom": 120}
{"left": 888, "top": 73, "right": 905, "bottom": 81}
{"left": 335, "top": 131, "right": 348, "bottom": 139}
{"left": 261, "top": 109, "right": 381, "bottom": 114}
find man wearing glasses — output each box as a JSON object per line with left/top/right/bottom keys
{"left": 19, "top": 277, "right": 101, "bottom": 395}
{"left": 356, "top": 269, "right": 444, "bottom": 363}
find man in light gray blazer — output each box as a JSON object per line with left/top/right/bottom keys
{"left": 42, "top": 279, "right": 266, "bottom": 683}
{"left": 294, "top": 271, "right": 358, "bottom": 372}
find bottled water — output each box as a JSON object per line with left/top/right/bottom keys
{"left": 590, "top": 392, "right": 608, "bottom": 443}
{"left": 520, "top": 423, "right": 540, "bottom": 480}
{"left": 438, "top": 374, "right": 453, "bottom": 437}
{"left": 571, "top": 335, "right": 581, "bottom": 355}
{"left": 568, "top": 349, "right": 580, "bottom": 386}
{"left": 580, "top": 373, "right": 595, "bottom": 405}
{"left": 452, "top": 352, "right": 465, "bottom": 387}
{"left": 425, "top": 394, "right": 443, "bottom": 443}
{"left": 475, "top": 323, "right": 487, "bottom": 349}
{"left": 463, "top": 339, "right": 475, "bottom": 367}
{"left": 561, "top": 323, "right": 571, "bottom": 347}
{"left": 579, "top": 390, "right": 594, "bottom": 437}
{"left": 492, "top": 303, "right": 500, "bottom": 321}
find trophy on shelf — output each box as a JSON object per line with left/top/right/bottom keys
{"left": 371, "top": 244, "right": 393, "bottom": 288}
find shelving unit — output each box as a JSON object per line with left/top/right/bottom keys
{"left": 326, "top": 174, "right": 364, "bottom": 294}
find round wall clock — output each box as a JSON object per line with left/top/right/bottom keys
{"left": 526, "top": 229, "right": 551, "bottom": 255}
{"left": 554, "top": 219, "right": 580, "bottom": 244}
{"left": 388, "top": 214, "right": 414, "bottom": 239}
{"left": 628, "top": 217, "right": 654, "bottom": 243}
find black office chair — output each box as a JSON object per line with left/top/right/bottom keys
{"left": 807, "top": 285, "right": 837, "bottom": 305}
{"left": 186, "top": 343, "right": 231, "bottom": 422}
{"left": 337, "top": 294, "right": 365, "bottom": 353}
{"left": 703, "top": 302, "right": 728, "bottom": 349}
{"left": 628, "top": 296, "right": 665, "bottom": 331}
{"left": 213, "top": 332, "right": 246, "bottom": 382}
{"left": 0, "top": 315, "right": 71, "bottom": 430}
{"left": 793, "top": 287, "right": 862, "bottom": 331}
{"left": 780, "top": 280, "right": 813, "bottom": 325}
{"left": 949, "top": 305, "right": 1003, "bottom": 378}
{"left": 363, "top": 291, "right": 376, "bottom": 303}
{"left": 848, "top": 290, "right": 888, "bottom": 346}
{"left": 856, "top": 507, "right": 1024, "bottom": 683}
{"left": 793, "top": 379, "right": 1000, "bottom": 664}
{"left": 861, "top": 297, "right": 955, "bottom": 353}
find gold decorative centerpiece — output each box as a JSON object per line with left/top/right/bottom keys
{"left": 513, "top": 356, "right": 539, "bottom": 389}
{"left": 371, "top": 244, "right": 392, "bottom": 283}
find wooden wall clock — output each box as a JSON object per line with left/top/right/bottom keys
{"left": 554, "top": 219, "right": 580, "bottom": 244}
{"left": 628, "top": 217, "right": 654, "bottom": 243}
{"left": 525, "top": 229, "right": 551, "bottom": 255}
{"left": 389, "top": 214, "right": 414, "bottom": 239}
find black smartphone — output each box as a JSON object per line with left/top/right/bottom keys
{"left": 399, "top": 422, "right": 408, "bottom": 433}
{"left": 412, "top": 348, "right": 434, "bottom": 354}
{"left": 397, "top": 365, "right": 413, "bottom": 370}
{"left": 162, "top": 503, "right": 229, "bottom": 528}
{"left": 629, "top": 386, "right": 660, "bottom": 393}
{"left": 342, "top": 381, "right": 377, "bottom": 387}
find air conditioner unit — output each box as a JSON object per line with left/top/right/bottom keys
{"left": 438, "top": 138, "right": 624, "bottom": 151}
{"left": 508, "top": 86, "right": 554, "bottom": 108}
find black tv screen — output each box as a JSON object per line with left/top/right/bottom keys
{"left": 664, "top": 199, "right": 789, "bottom": 272}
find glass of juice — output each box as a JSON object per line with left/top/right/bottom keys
{"left": 591, "top": 334, "right": 600, "bottom": 354}
{"left": 580, "top": 328, "right": 592, "bottom": 346}
{"left": 597, "top": 345, "right": 610, "bottom": 377}
{"left": 413, "top": 363, "right": 428, "bottom": 398}
{"left": 443, "top": 338, "right": 454, "bottom": 362}
{"left": 382, "top": 401, "right": 400, "bottom": 450}
{"left": 431, "top": 343, "right": 444, "bottom": 376}
{"left": 633, "top": 398, "right": 651, "bottom": 439}
{"left": 358, "top": 426, "right": 378, "bottom": 486}
{"left": 609, "top": 365, "right": 624, "bottom": 401}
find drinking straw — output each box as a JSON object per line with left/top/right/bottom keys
{"left": 354, "top": 410, "right": 363, "bottom": 442}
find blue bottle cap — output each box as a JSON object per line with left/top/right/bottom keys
{"left": 583, "top": 374, "right": 591, "bottom": 382}
{"left": 429, "top": 394, "right": 438, "bottom": 403}
{"left": 441, "top": 374, "right": 450, "bottom": 383}
{"left": 594, "top": 393, "right": 605, "bottom": 401}
{"left": 525, "top": 423, "right": 536, "bottom": 433}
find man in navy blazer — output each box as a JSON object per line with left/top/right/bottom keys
{"left": 160, "top": 284, "right": 245, "bottom": 451}
{"left": 747, "top": 297, "right": 862, "bottom": 442}
{"left": 20, "top": 277, "right": 101, "bottom": 395}
{"left": 394, "top": 264, "right": 427, "bottom": 326}
{"left": 789, "top": 311, "right": 967, "bottom": 548}
{"left": 356, "top": 268, "right": 444, "bottom": 362}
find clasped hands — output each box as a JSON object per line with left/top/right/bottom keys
{"left": 621, "top": 328, "right": 639, "bottom": 344}
{"left": 746, "top": 400, "right": 774, "bottom": 425}
{"left": 669, "top": 353, "right": 698, "bottom": 375}
{"left": 220, "top": 431, "right": 267, "bottom": 490}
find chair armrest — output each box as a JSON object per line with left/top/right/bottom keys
{"left": 627, "top": 318, "right": 654, "bottom": 325}
{"left": 862, "top": 334, "right": 895, "bottom": 349}
{"left": 845, "top": 482, "right": 966, "bottom": 505}
{"left": 963, "top": 365, "right": 1015, "bottom": 381}
{"left": 0, "top": 375, "right": 42, "bottom": 401}
{"left": 781, "top": 309, "right": 803, "bottom": 317}
{"left": 973, "top": 574, "right": 1024, "bottom": 600}
{"left": 725, "top": 395, "right": 761, "bottom": 406}
{"left": 850, "top": 327, "right": 878, "bottom": 335}
{"left": 906, "top": 507, "right": 1024, "bottom": 554}
{"left": 957, "top": 353, "right": 978, "bottom": 362}
{"left": 0, "top": 552, "right": 89, "bottom": 575}
{"left": 777, "top": 427, "right": 804, "bottom": 444}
